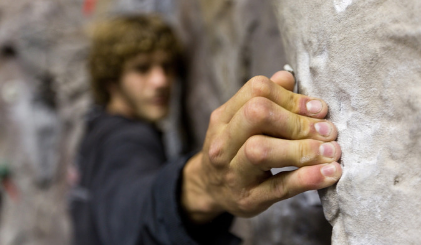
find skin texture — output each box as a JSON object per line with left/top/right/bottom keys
{"left": 106, "top": 57, "right": 343, "bottom": 224}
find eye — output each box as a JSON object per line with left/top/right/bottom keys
{"left": 133, "top": 64, "right": 151, "bottom": 73}
{"left": 161, "top": 62, "right": 175, "bottom": 74}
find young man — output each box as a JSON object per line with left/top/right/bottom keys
{"left": 71, "top": 15, "right": 342, "bottom": 245}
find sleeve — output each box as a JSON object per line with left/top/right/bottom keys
{"left": 90, "top": 131, "right": 241, "bottom": 245}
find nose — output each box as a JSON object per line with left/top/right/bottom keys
{"left": 149, "top": 65, "right": 170, "bottom": 88}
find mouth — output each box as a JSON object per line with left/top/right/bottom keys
{"left": 151, "top": 95, "right": 169, "bottom": 106}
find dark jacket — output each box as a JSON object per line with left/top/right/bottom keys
{"left": 70, "top": 108, "right": 240, "bottom": 245}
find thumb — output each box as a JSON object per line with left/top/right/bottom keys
{"left": 270, "top": 70, "right": 295, "bottom": 92}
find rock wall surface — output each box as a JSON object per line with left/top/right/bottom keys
{"left": 0, "top": 0, "right": 90, "bottom": 244}
{"left": 273, "top": 0, "right": 421, "bottom": 244}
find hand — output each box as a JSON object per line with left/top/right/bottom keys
{"left": 182, "top": 71, "right": 342, "bottom": 223}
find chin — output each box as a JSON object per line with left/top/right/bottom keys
{"left": 138, "top": 109, "right": 168, "bottom": 123}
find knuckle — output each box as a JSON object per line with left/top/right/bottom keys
{"left": 244, "top": 136, "right": 269, "bottom": 165}
{"left": 249, "top": 76, "right": 272, "bottom": 98}
{"left": 237, "top": 197, "right": 256, "bottom": 213}
{"left": 291, "top": 115, "right": 310, "bottom": 139}
{"left": 210, "top": 106, "right": 223, "bottom": 124}
{"left": 296, "top": 141, "right": 307, "bottom": 166}
{"left": 272, "top": 176, "right": 288, "bottom": 200}
{"left": 296, "top": 140, "right": 317, "bottom": 166}
{"left": 208, "top": 139, "right": 226, "bottom": 167}
{"left": 223, "top": 170, "right": 237, "bottom": 188}
{"left": 290, "top": 115, "right": 302, "bottom": 138}
{"left": 290, "top": 93, "right": 302, "bottom": 114}
{"left": 243, "top": 97, "right": 273, "bottom": 125}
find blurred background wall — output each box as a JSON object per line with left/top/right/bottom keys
{"left": 0, "top": 0, "right": 331, "bottom": 244}
{"left": 0, "top": 0, "right": 90, "bottom": 244}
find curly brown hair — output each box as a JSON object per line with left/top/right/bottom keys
{"left": 88, "top": 15, "right": 183, "bottom": 106}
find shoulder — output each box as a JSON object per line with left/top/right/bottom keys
{"left": 107, "top": 118, "right": 161, "bottom": 147}
{"left": 79, "top": 112, "right": 167, "bottom": 175}
{"left": 80, "top": 109, "right": 164, "bottom": 156}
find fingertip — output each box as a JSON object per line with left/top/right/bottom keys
{"left": 313, "top": 120, "right": 338, "bottom": 142}
{"left": 330, "top": 122, "right": 339, "bottom": 141}
{"left": 321, "top": 162, "right": 342, "bottom": 181}
{"left": 304, "top": 98, "right": 329, "bottom": 118}
{"left": 330, "top": 141, "right": 342, "bottom": 161}
{"left": 270, "top": 71, "right": 295, "bottom": 91}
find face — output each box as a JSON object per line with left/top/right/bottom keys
{"left": 110, "top": 51, "right": 176, "bottom": 122}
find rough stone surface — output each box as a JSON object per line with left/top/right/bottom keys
{"left": 273, "top": 0, "right": 421, "bottom": 244}
{"left": 0, "top": 0, "right": 90, "bottom": 244}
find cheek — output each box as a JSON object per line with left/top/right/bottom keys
{"left": 124, "top": 74, "right": 146, "bottom": 90}
{"left": 121, "top": 74, "right": 148, "bottom": 97}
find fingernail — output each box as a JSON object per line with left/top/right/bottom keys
{"left": 321, "top": 164, "right": 336, "bottom": 177}
{"left": 315, "top": 122, "right": 332, "bottom": 137}
{"left": 306, "top": 100, "right": 322, "bottom": 114}
{"left": 319, "top": 143, "right": 335, "bottom": 158}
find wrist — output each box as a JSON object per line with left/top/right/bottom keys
{"left": 181, "top": 152, "right": 224, "bottom": 224}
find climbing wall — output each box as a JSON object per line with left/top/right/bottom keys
{"left": 273, "top": 0, "right": 421, "bottom": 244}
{"left": 0, "top": 0, "right": 90, "bottom": 244}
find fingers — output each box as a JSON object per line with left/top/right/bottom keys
{"left": 270, "top": 71, "right": 295, "bottom": 92}
{"left": 212, "top": 97, "right": 338, "bottom": 163}
{"left": 219, "top": 74, "right": 327, "bottom": 123}
{"left": 234, "top": 135, "right": 341, "bottom": 172}
{"left": 232, "top": 97, "right": 337, "bottom": 141}
{"left": 202, "top": 70, "right": 342, "bottom": 218}
{"left": 249, "top": 162, "right": 342, "bottom": 209}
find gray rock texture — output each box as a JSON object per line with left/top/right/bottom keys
{"left": 0, "top": 0, "right": 90, "bottom": 244}
{"left": 273, "top": 0, "right": 421, "bottom": 244}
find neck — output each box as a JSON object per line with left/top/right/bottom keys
{"left": 106, "top": 95, "right": 134, "bottom": 119}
